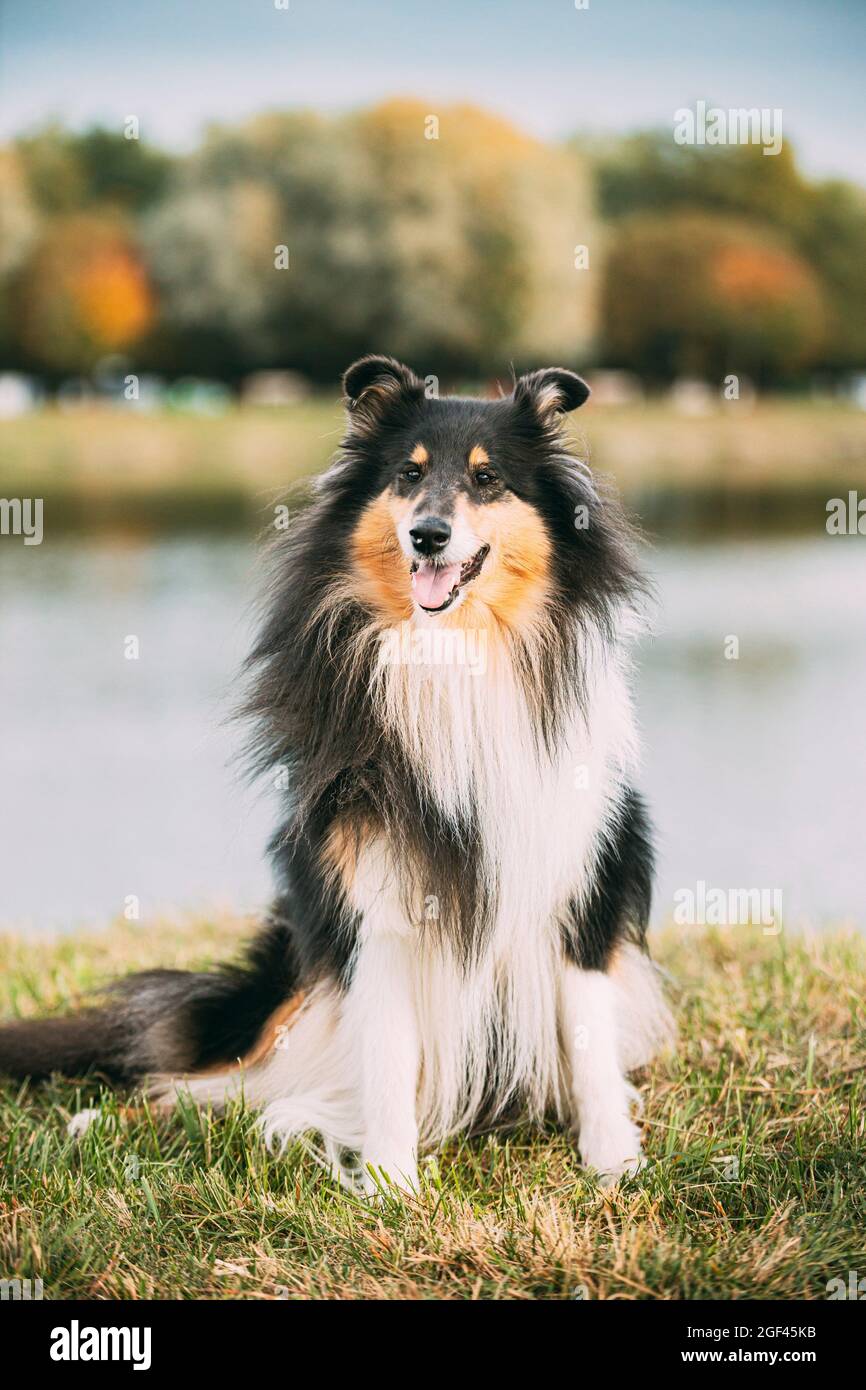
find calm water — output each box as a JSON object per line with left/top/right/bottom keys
{"left": 1, "top": 534, "right": 864, "bottom": 934}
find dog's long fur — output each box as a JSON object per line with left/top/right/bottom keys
{"left": 0, "top": 356, "right": 672, "bottom": 1188}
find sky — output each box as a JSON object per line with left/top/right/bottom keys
{"left": 1, "top": 0, "right": 865, "bottom": 183}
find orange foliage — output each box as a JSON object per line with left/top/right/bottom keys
{"left": 71, "top": 243, "right": 153, "bottom": 348}
{"left": 712, "top": 245, "right": 810, "bottom": 308}
{"left": 17, "top": 214, "right": 154, "bottom": 370}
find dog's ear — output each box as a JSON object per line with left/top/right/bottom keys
{"left": 513, "top": 367, "right": 590, "bottom": 424}
{"left": 342, "top": 355, "right": 423, "bottom": 431}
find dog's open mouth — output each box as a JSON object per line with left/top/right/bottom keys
{"left": 411, "top": 545, "right": 490, "bottom": 613}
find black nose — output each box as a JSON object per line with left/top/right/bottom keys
{"left": 410, "top": 516, "right": 451, "bottom": 556}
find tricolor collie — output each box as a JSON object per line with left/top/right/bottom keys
{"left": 0, "top": 356, "right": 672, "bottom": 1190}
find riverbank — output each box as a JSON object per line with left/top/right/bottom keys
{"left": 3, "top": 398, "right": 866, "bottom": 536}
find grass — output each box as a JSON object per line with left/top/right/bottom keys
{"left": 1, "top": 917, "right": 864, "bottom": 1300}
{"left": 3, "top": 398, "right": 866, "bottom": 535}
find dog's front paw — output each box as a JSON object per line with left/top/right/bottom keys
{"left": 578, "top": 1115, "right": 644, "bottom": 1187}
{"left": 361, "top": 1151, "right": 419, "bottom": 1199}
{"left": 66, "top": 1108, "right": 103, "bottom": 1139}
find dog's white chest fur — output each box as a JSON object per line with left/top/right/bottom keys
{"left": 347, "top": 632, "right": 640, "bottom": 1142}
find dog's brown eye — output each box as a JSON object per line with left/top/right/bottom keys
{"left": 474, "top": 470, "right": 497, "bottom": 487}
{"left": 402, "top": 465, "right": 422, "bottom": 483}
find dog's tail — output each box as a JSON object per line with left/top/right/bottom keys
{"left": 0, "top": 917, "right": 300, "bottom": 1084}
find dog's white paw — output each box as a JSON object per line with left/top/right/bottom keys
{"left": 361, "top": 1152, "right": 419, "bottom": 1199}
{"left": 578, "top": 1116, "right": 645, "bottom": 1187}
{"left": 66, "top": 1108, "right": 102, "bottom": 1140}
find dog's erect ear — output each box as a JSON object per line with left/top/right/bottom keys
{"left": 342, "top": 355, "right": 424, "bottom": 431}
{"left": 513, "top": 367, "right": 590, "bottom": 424}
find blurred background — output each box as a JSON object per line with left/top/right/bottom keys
{"left": 0, "top": 0, "right": 864, "bottom": 934}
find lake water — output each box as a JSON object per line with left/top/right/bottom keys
{"left": 1, "top": 534, "right": 864, "bottom": 935}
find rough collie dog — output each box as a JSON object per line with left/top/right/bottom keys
{"left": 0, "top": 356, "right": 672, "bottom": 1191}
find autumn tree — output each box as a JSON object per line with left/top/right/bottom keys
{"left": 602, "top": 213, "right": 826, "bottom": 384}
{"left": 594, "top": 134, "right": 866, "bottom": 375}
{"left": 15, "top": 214, "right": 154, "bottom": 374}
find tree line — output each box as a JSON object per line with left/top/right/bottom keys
{"left": 1, "top": 100, "right": 863, "bottom": 388}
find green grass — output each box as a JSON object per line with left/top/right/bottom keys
{"left": 1, "top": 918, "right": 864, "bottom": 1300}
{"left": 3, "top": 398, "right": 866, "bottom": 535}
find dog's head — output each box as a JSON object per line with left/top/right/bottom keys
{"left": 341, "top": 355, "right": 592, "bottom": 628}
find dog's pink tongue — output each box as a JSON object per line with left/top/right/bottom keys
{"left": 412, "top": 562, "right": 460, "bottom": 610}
